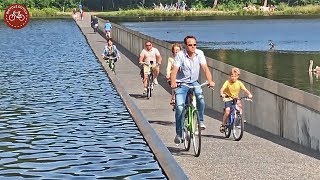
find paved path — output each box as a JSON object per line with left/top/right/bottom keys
{"left": 75, "top": 15, "right": 320, "bottom": 180}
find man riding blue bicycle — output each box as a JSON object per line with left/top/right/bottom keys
{"left": 170, "top": 35, "right": 215, "bottom": 144}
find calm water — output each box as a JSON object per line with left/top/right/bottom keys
{"left": 0, "top": 19, "right": 165, "bottom": 179}
{"left": 119, "top": 17, "right": 320, "bottom": 96}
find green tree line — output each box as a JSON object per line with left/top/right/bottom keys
{"left": 83, "top": 0, "right": 320, "bottom": 11}
{"left": 0, "top": 0, "right": 79, "bottom": 10}
{"left": 1, "top": 0, "right": 320, "bottom": 11}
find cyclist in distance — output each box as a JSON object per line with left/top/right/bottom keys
{"left": 91, "top": 15, "right": 99, "bottom": 33}
{"left": 170, "top": 35, "right": 215, "bottom": 144}
{"left": 101, "top": 38, "right": 120, "bottom": 62}
{"left": 104, "top": 20, "right": 112, "bottom": 39}
{"left": 139, "top": 41, "right": 162, "bottom": 94}
{"left": 220, "top": 68, "right": 253, "bottom": 133}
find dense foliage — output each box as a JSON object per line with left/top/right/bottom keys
{"left": 1, "top": 0, "right": 320, "bottom": 11}
{"left": 83, "top": 0, "right": 320, "bottom": 11}
{"left": 0, "top": 0, "right": 78, "bottom": 10}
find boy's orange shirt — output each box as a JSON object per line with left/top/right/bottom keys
{"left": 222, "top": 80, "right": 245, "bottom": 101}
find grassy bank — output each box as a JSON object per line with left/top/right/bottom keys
{"left": 0, "top": 8, "right": 71, "bottom": 19}
{"left": 94, "top": 4, "right": 320, "bottom": 17}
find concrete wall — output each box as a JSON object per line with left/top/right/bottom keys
{"left": 98, "top": 18, "right": 320, "bottom": 152}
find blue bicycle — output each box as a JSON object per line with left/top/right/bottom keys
{"left": 223, "top": 96, "right": 252, "bottom": 141}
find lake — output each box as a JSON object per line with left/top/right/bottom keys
{"left": 116, "top": 17, "right": 320, "bottom": 96}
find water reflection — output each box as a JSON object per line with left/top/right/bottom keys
{"left": 204, "top": 49, "right": 320, "bottom": 96}
{"left": 0, "top": 19, "right": 165, "bottom": 179}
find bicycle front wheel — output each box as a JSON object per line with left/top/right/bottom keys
{"left": 232, "top": 113, "right": 244, "bottom": 141}
{"left": 192, "top": 110, "right": 201, "bottom": 157}
{"left": 182, "top": 109, "right": 191, "bottom": 151}
{"left": 147, "top": 75, "right": 152, "bottom": 99}
{"left": 224, "top": 123, "right": 232, "bottom": 138}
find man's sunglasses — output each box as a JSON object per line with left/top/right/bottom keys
{"left": 187, "top": 44, "right": 196, "bottom": 47}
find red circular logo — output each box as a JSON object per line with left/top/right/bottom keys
{"left": 4, "top": 4, "right": 30, "bottom": 29}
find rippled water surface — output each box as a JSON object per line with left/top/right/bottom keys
{"left": 120, "top": 18, "right": 320, "bottom": 52}
{"left": 0, "top": 19, "right": 165, "bottom": 179}
{"left": 119, "top": 17, "right": 320, "bottom": 96}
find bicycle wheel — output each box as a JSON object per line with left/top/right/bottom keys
{"left": 232, "top": 113, "right": 244, "bottom": 141}
{"left": 110, "top": 61, "right": 115, "bottom": 70}
{"left": 182, "top": 109, "right": 191, "bottom": 151}
{"left": 147, "top": 75, "right": 152, "bottom": 99}
{"left": 224, "top": 121, "right": 232, "bottom": 138}
{"left": 112, "top": 62, "right": 116, "bottom": 74}
{"left": 192, "top": 110, "right": 201, "bottom": 157}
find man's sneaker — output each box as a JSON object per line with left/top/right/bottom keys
{"left": 200, "top": 122, "right": 206, "bottom": 130}
{"left": 174, "top": 135, "right": 182, "bottom": 145}
{"left": 153, "top": 78, "right": 158, "bottom": 85}
{"left": 143, "top": 88, "right": 147, "bottom": 95}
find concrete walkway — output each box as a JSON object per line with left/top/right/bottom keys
{"left": 75, "top": 15, "right": 320, "bottom": 180}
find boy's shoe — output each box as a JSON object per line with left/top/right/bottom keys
{"left": 219, "top": 124, "right": 225, "bottom": 133}
{"left": 200, "top": 122, "right": 206, "bottom": 130}
{"left": 143, "top": 88, "right": 147, "bottom": 95}
{"left": 153, "top": 78, "right": 158, "bottom": 85}
{"left": 174, "top": 135, "right": 182, "bottom": 145}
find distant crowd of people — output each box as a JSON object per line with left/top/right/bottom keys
{"left": 153, "top": 0, "right": 187, "bottom": 11}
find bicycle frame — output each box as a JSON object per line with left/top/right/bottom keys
{"left": 143, "top": 62, "right": 155, "bottom": 99}
{"left": 104, "top": 56, "right": 117, "bottom": 74}
{"left": 223, "top": 96, "right": 251, "bottom": 141}
{"left": 185, "top": 91, "right": 197, "bottom": 134}
{"left": 179, "top": 82, "right": 212, "bottom": 157}
{"left": 227, "top": 99, "right": 239, "bottom": 126}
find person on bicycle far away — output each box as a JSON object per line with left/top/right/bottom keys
{"left": 170, "top": 35, "right": 215, "bottom": 144}
{"left": 104, "top": 20, "right": 112, "bottom": 39}
{"left": 220, "top": 67, "right": 253, "bottom": 133}
{"left": 139, "top": 40, "right": 162, "bottom": 94}
{"left": 91, "top": 16, "right": 98, "bottom": 33}
{"left": 101, "top": 38, "right": 120, "bottom": 62}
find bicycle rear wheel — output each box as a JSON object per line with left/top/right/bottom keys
{"left": 192, "top": 110, "right": 201, "bottom": 157}
{"left": 182, "top": 109, "right": 191, "bottom": 151}
{"left": 232, "top": 113, "right": 244, "bottom": 141}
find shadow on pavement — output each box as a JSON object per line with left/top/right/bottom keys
{"left": 149, "top": 120, "right": 174, "bottom": 127}
{"left": 167, "top": 146, "right": 195, "bottom": 157}
{"left": 129, "top": 93, "right": 147, "bottom": 99}
{"left": 204, "top": 107, "right": 320, "bottom": 159}
{"left": 202, "top": 134, "right": 228, "bottom": 140}
{"left": 245, "top": 123, "right": 320, "bottom": 160}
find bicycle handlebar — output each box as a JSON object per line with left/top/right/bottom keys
{"left": 104, "top": 56, "right": 118, "bottom": 60}
{"left": 139, "top": 61, "right": 159, "bottom": 66}
{"left": 222, "top": 95, "right": 252, "bottom": 101}
{"left": 178, "top": 81, "right": 214, "bottom": 90}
